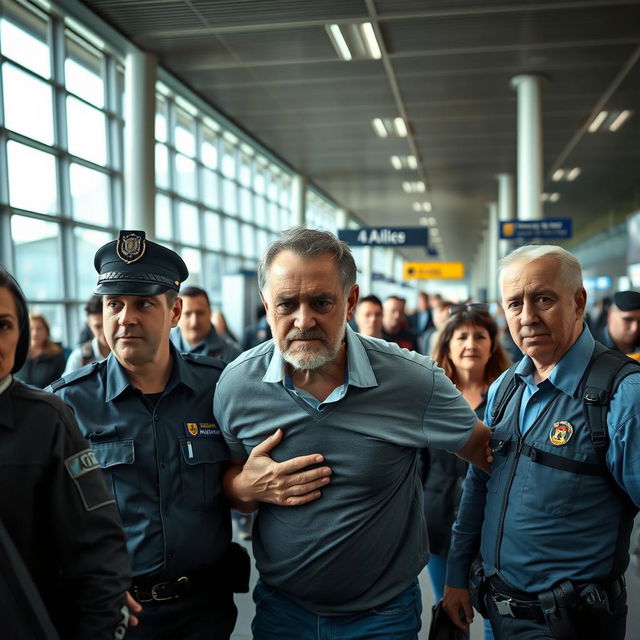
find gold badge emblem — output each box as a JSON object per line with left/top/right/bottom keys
{"left": 116, "top": 231, "right": 146, "bottom": 264}
{"left": 549, "top": 421, "right": 573, "bottom": 446}
{"left": 186, "top": 422, "right": 199, "bottom": 436}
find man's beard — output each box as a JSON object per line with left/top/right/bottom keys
{"left": 281, "top": 328, "right": 344, "bottom": 371}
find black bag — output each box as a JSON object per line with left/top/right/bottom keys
{"left": 428, "top": 600, "right": 470, "bottom": 640}
{"left": 223, "top": 542, "right": 251, "bottom": 593}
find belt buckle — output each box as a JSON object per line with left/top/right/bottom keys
{"left": 494, "top": 596, "right": 515, "bottom": 617}
{"left": 151, "top": 581, "right": 173, "bottom": 602}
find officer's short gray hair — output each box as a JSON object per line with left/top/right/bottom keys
{"left": 498, "top": 244, "right": 583, "bottom": 294}
{"left": 258, "top": 227, "right": 357, "bottom": 296}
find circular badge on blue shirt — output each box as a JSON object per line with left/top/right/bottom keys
{"left": 549, "top": 420, "right": 573, "bottom": 446}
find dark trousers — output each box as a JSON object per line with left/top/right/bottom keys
{"left": 126, "top": 588, "right": 237, "bottom": 640}
{"left": 486, "top": 586, "right": 627, "bottom": 640}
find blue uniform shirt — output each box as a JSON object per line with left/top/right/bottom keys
{"left": 49, "top": 346, "right": 230, "bottom": 578}
{"left": 447, "top": 326, "right": 640, "bottom": 591}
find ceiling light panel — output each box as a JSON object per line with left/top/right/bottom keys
{"left": 609, "top": 110, "right": 632, "bottom": 132}
{"left": 326, "top": 22, "right": 382, "bottom": 61}
{"left": 391, "top": 155, "right": 418, "bottom": 170}
{"left": 372, "top": 117, "right": 411, "bottom": 138}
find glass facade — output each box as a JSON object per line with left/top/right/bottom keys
{"left": 0, "top": 0, "right": 350, "bottom": 345}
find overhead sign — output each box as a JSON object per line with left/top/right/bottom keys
{"left": 404, "top": 262, "right": 464, "bottom": 280}
{"left": 500, "top": 218, "right": 572, "bottom": 240}
{"left": 338, "top": 227, "right": 428, "bottom": 247}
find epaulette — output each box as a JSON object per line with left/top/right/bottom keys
{"left": 182, "top": 352, "right": 226, "bottom": 371}
{"left": 48, "top": 360, "right": 102, "bottom": 392}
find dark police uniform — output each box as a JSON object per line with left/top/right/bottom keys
{"left": 0, "top": 269, "right": 129, "bottom": 640}
{"left": 170, "top": 325, "right": 242, "bottom": 363}
{"left": 49, "top": 231, "right": 239, "bottom": 640}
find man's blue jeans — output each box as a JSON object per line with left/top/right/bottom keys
{"left": 252, "top": 579, "right": 422, "bottom": 640}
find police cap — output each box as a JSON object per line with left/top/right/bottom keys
{"left": 613, "top": 290, "right": 640, "bottom": 312}
{"left": 94, "top": 230, "right": 188, "bottom": 296}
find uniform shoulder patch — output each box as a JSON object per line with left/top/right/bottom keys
{"left": 48, "top": 360, "right": 102, "bottom": 392}
{"left": 182, "top": 353, "right": 226, "bottom": 371}
{"left": 65, "top": 448, "right": 100, "bottom": 479}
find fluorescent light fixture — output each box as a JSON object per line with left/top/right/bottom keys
{"left": 588, "top": 110, "right": 608, "bottom": 133}
{"left": 407, "top": 155, "right": 418, "bottom": 170}
{"left": 326, "top": 24, "right": 352, "bottom": 61}
{"left": 550, "top": 192, "right": 560, "bottom": 203}
{"left": 552, "top": 169, "right": 564, "bottom": 182}
{"left": 609, "top": 110, "right": 632, "bottom": 132}
{"left": 394, "top": 117, "right": 408, "bottom": 137}
{"left": 567, "top": 167, "right": 581, "bottom": 181}
{"left": 431, "top": 228, "right": 440, "bottom": 237}
{"left": 403, "top": 181, "right": 426, "bottom": 194}
{"left": 372, "top": 118, "right": 387, "bottom": 137}
{"left": 419, "top": 217, "right": 429, "bottom": 226}
{"left": 423, "top": 201, "right": 432, "bottom": 212}
{"left": 412, "top": 202, "right": 422, "bottom": 212}
{"left": 360, "top": 22, "right": 382, "bottom": 60}
{"left": 428, "top": 217, "right": 436, "bottom": 225}
{"left": 391, "top": 156, "right": 402, "bottom": 170}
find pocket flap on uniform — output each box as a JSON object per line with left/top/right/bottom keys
{"left": 91, "top": 439, "right": 135, "bottom": 468}
{"left": 179, "top": 437, "right": 229, "bottom": 466}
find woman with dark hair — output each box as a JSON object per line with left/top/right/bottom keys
{"left": 0, "top": 267, "right": 130, "bottom": 638}
{"left": 14, "top": 313, "right": 67, "bottom": 388}
{"left": 423, "top": 305, "right": 509, "bottom": 638}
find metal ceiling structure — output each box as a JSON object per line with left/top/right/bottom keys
{"left": 80, "top": 0, "right": 640, "bottom": 268}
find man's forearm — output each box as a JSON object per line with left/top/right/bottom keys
{"left": 223, "top": 462, "right": 259, "bottom": 514}
{"left": 455, "top": 420, "right": 492, "bottom": 473}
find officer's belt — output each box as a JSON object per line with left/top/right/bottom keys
{"left": 131, "top": 566, "right": 220, "bottom": 604}
{"left": 487, "top": 574, "right": 624, "bottom": 620}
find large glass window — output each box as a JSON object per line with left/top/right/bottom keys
{"left": 0, "top": 0, "right": 123, "bottom": 346}
{"left": 153, "top": 85, "right": 295, "bottom": 306}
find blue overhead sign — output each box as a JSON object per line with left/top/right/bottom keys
{"left": 500, "top": 218, "right": 572, "bottom": 240}
{"left": 338, "top": 227, "right": 428, "bottom": 247}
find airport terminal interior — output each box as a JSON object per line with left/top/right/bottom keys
{"left": 1, "top": 0, "right": 640, "bottom": 638}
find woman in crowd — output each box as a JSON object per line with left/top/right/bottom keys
{"left": 424, "top": 304, "right": 510, "bottom": 637}
{"left": 15, "top": 313, "right": 66, "bottom": 388}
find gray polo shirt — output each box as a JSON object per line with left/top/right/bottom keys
{"left": 214, "top": 325, "right": 477, "bottom": 614}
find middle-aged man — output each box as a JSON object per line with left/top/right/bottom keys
{"left": 214, "top": 227, "right": 492, "bottom": 639}
{"left": 353, "top": 293, "right": 384, "bottom": 338}
{"left": 596, "top": 290, "right": 640, "bottom": 356}
{"left": 443, "top": 244, "right": 640, "bottom": 640}
{"left": 49, "top": 231, "right": 247, "bottom": 640}
{"left": 170, "top": 285, "right": 242, "bottom": 362}
{"left": 382, "top": 294, "right": 419, "bottom": 350}
{"left": 63, "top": 294, "right": 111, "bottom": 375}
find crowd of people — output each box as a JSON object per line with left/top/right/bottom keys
{"left": 1, "top": 227, "right": 640, "bottom": 640}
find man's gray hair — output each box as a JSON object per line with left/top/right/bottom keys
{"left": 498, "top": 244, "right": 583, "bottom": 293}
{"left": 258, "top": 227, "right": 357, "bottom": 295}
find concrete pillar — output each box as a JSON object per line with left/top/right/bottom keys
{"left": 124, "top": 52, "right": 156, "bottom": 235}
{"left": 336, "top": 208, "right": 348, "bottom": 231}
{"left": 496, "top": 172, "right": 515, "bottom": 258}
{"left": 361, "top": 247, "right": 373, "bottom": 296}
{"left": 487, "top": 202, "right": 499, "bottom": 301}
{"left": 511, "top": 75, "right": 543, "bottom": 221}
{"left": 290, "top": 175, "right": 306, "bottom": 227}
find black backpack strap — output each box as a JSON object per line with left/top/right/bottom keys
{"left": 490, "top": 363, "right": 520, "bottom": 427}
{"left": 583, "top": 342, "right": 640, "bottom": 466}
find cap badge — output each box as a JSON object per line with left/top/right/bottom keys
{"left": 116, "top": 231, "right": 146, "bottom": 264}
{"left": 549, "top": 420, "right": 573, "bottom": 446}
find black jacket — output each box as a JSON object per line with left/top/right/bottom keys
{"left": 15, "top": 350, "right": 67, "bottom": 389}
{"left": 422, "top": 400, "right": 486, "bottom": 557}
{"left": 0, "top": 379, "right": 131, "bottom": 639}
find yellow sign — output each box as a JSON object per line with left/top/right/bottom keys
{"left": 403, "top": 262, "right": 465, "bottom": 280}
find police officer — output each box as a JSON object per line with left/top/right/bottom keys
{"left": 597, "top": 290, "right": 640, "bottom": 356}
{"left": 0, "top": 267, "right": 130, "bottom": 639}
{"left": 49, "top": 231, "right": 244, "bottom": 640}
{"left": 170, "top": 286, "right": 241, "bottom": 362}
{"left": 443, "top": 245, "right": 640, "bottom": 640}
